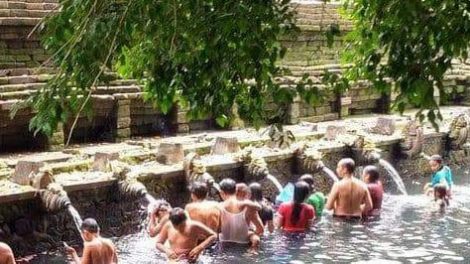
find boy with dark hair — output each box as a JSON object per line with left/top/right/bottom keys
{"left": 185, "top": 182, "right": 220, "bottom": 232}
{"left": 65, "top": 218, "right": 118, "bottom": 264}
{"left": 362, "top": 165, "right": 383, "bottom": 217}
{"left": 156, "top": 208, "right": 217, "bottom": 262}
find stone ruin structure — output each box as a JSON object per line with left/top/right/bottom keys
{"left": 1, "top": 2, "right": 470, "bottom": 152}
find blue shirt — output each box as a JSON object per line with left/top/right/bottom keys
{"left": 431, "top": 166, "right": 453, "bottom": 188}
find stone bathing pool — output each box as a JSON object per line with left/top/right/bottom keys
{"left": 25, "top": 168, "right": 470, "bottom": 264}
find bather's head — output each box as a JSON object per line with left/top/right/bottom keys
{"left": 80, "top": 218, "right": 100, "bottom": 241}
{"left": 189, "top": 182, "right": 209, "bottom": 202}
{"left": 362, "top": 165, "right": 380, "bottom": 184}
{"left": 336, "top": 158, "right": 355, "bottom": 178}
{"left": 429, "top": 155, "right": 443, "bottom": 172}
{"left": 299, "top": 174, "right": 315, "bottom": 193}
{"left": 219, "top": 178, "right": 237, "bottom": 200}
{"left": 236, "top": 183, "right": 249, "bottom": 200}
{"left": 169, "top": 208, "right": 188, "bottom": 232}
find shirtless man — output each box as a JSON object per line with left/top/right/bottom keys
{"left": 65, "top": 218, "right": 118, "bottom": 264}
{"left": 0, "top": 242, "right": 15, "bottom": 264}
{"left": 185, "top": 182, "right": 221, "bottom": 232}
{"left": 326, "top": 158, "right": 373, "bottom": 220}
{"left": 156, "top": 208, "right": 217, "bottom": 262}
{"left": 219, "top": 178, "right": 263, "bottom": 251}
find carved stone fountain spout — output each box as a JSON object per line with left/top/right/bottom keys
{"left": 400, "top": 120, "right": 424, "bottom": 159}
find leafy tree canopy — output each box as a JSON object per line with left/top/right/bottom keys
{"left": 24, "top": 0, "right": 323, "bottom": 140}
{"left": 341, "top": 0, "right": 470, "bottom": 127}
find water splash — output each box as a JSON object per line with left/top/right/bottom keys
{"left": 144, "top": 193, "right": 156, "bottom": 204}
{"left": 378, "top": 159, "right": 408, "bottom": 195}
{"left": 213, "top": 182, "right": 222, "bottom": 194}
{"left": 266, "top": 174, "right": 283, "bottom": 193}
{"left": 67, "top": 205, "right": 83, "bottom": 233}
{"left": 322, "top": 166, "right": 339, "bottom": 182}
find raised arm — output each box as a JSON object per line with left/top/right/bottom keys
{"left": 148, "top": 213, "right": 168, "bottom": 238}
{"left": 325, "top": 183, "right": 338, "bottom": 211}
{"left": 240, "top": 200, "right": 262, "bottom": 211}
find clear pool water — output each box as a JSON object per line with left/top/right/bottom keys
{"left": 26, "top": 170, "right": 470, "bottom": 264}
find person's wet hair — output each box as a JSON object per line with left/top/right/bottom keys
{"left": 292, "top": 181, "right": 310, "bottom": 224}
{"left": 339, "top": 158, "right": 355, "bottom": 174}
{"left": 236, "top": 183, "right": 249, "bottom": 197}
{"left": 249, "top": 182, "right": 263, "bottom": 202}
{"left": 149, "top": 199, "right": 171, "bottom": 215}
{"left": 430, "top": 155, "right": 443, "bottom": 164}
{"left": 363, "top": 165, "right": 380, "bottom": 183}
{"left": 190, "top": 182, "right": 208, "bottom": 199}
{"left": 219, "top": 178, "right": 237, "bottom": 195}
{"left": 299, "top": 174, "right": 314, "bottom": 192}
{"left": 81, "top": 218, "right": 99, "bottom": 233}
{"left": 169, "top": 208, "right": 187, "bottom": 226}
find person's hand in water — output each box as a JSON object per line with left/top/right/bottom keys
{"left": 189, "top": 245, "right": 203, "bottom": 261}
{"left": 166, "top": 249, "right": 178, "bottom": 260}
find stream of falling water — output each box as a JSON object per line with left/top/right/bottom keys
{"left": 67, "top": 205, "right": 83, "bottom": 233}
{"left": 321, "top": 166, "right": 339, "bottom": 182}
{"left": 266, "top": 174, "right": 283, "bottom": 193}
{"left": 144, "top": 193, "right": 156, "bottom": 204}
{"left": 379, "top": 159, "right": 408, "bottom": 195}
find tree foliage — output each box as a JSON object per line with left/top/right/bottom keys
{"left": 342, "top": 0, "right": 470, "bottom": 127}
{"left": 22, "top": 0, "right": 326, "bottom": 139}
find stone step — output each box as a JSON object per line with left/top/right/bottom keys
{"left": 0, "top": 73, "right": 53, "bottom": 85}
{"left": 0, "top": 67, "right": 56, "bottom": 77}
{"left": 0, "top": 89, "right": 36, "bottom": 100}
{"left": 0, "top": 1, "right": 58, "bottom": 11}
{"left": 0, "top": 8, "right": 56, "bottom": 18}
{"left": 0, "top": 17, "right": 41, "bottom": 26}
{"left": 0, "top": 82, "right": 43, "bottom": 92}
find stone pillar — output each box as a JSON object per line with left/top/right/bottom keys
{"left": 287, "top": 95, "right": 301, "bottom": 124}
{"left": 174, "top": 103, "right": 190, "bottom": 134}
{"left": 48, "top": 123, "right": 64, "bottom": 151}
{"left": 340, "top": 96, "right": 351, "bottom": 118}
{"left": 115, "top": 99, "right": 131, "bottom": 142}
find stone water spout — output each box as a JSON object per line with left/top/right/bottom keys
{"left": 400, "top": 120, "right": 424, "bottom": 159}
{"left": 295, "top": 145, "right": 339, "bottom": 183}
{"left": 351, "top": 136, "right": 408, "bottom": 195}
{"left": 111, "top": 161, "right": 156, "bottom": 204}
{"left": 39, "top": 183, "right": 83, "bottom": 232}
{"left": 184, "top": 153, "right": 221, "bottom": 194}
{"left": 236, "top": 149, "right": 283, "bottom": 193}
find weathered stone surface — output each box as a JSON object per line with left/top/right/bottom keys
{"left": 13, "top": 160, "right": 45, "bottom": 185}
{"left": 92, "top": 152, "right": 120, "bottom": 171}
{"left": 324, "top": 125, "right": 346, "bottom": 141}
{"left": 370, "top": 117, "right": 396, "bottom": 135}
{"left": 210, "top": 137, "right": 240, "bottom": 155}
{"left": 156, "top": 143, "right": 184, "bottom": 164}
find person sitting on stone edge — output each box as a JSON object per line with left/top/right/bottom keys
{"left": 299, "top": 174, "right": 326, "bottom": 219}
{"left": 156, "top": 207, "right": 217, "bottom": 262}
{"left": 185, "top": 182, "right": 221, "bottom": 233}
{"left": 65, "top": 218, "right": 118, "bottom": 264}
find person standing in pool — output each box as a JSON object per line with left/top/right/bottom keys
{"left": 148, "top": 200, "right": 172, "bottom": 237}
{"left": 424, "top": 155, "right": 453, "bottom": 200}
{"left": 219, "top": 178, "right": 263, "bottom": 251}
{"left": 276, "top": 181, "right": 315, "bottom": 232}
{"left": 0, "top": 242, "right": 15, "bottom": 264}
{"left": 361, "top": 165, "right": 383, "bottom": 217}
{"left": 156, "top": 208, "right": 217, "bottom": 262}
{"left": 65, "top": 218, "right": 118, "bottom": 264}
{"left": 299, "top": 174, "right": 326, "bottom": 219}
{"left": 326, "top": 158, "right": 373, "bottom": 220}
{"left": 249, "top": 182, "right": 275, "bottom": 233}
{"left": 185, "top": 182, "right": 221, "bottom": 232}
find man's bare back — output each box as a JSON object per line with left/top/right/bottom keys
{"left": 81, "top": 238, "right": 117, "bottom": 264}
{"left": 327, "top": 177, "right": 372, "bottom": 217}
{"left": 0, "top": 242, "right": 15, "bottom": 264}
{"left": 185, "top": 201, "right": 220, "bottom": 232}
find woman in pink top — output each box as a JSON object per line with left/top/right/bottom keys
{"left": 276, "top": 181, "right": 315, "bottom": 232}
{"left": 362, "top": 165, "right": 383, "bottom": 217}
